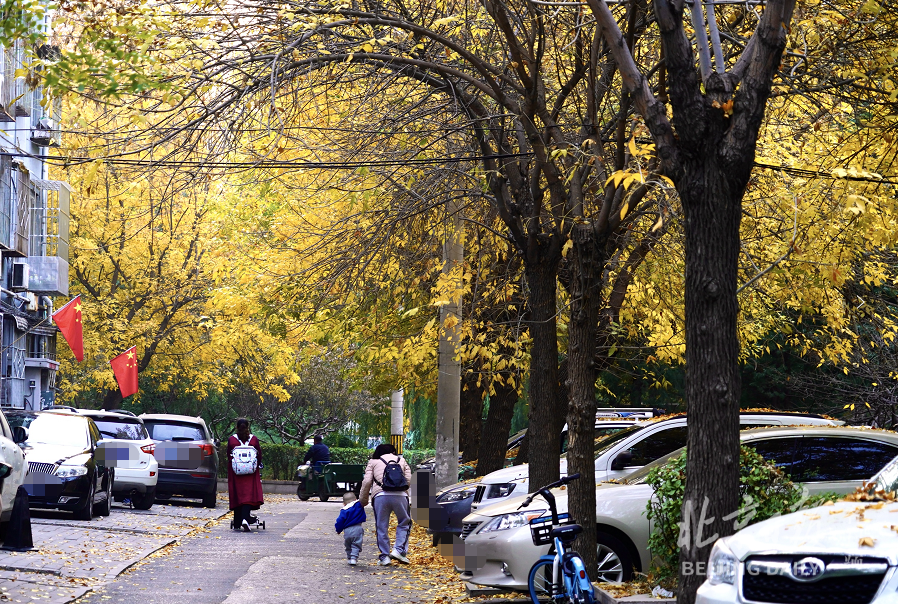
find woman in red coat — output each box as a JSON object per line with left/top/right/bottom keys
{"left": 227, "top": 418, "right": 263, "bottom": 532}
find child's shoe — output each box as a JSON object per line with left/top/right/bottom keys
{"left": 378, "top": 557, "right": 391, "bottom": 566}
{"left": 349, "top": 558, "right": 357, "bottom": 566}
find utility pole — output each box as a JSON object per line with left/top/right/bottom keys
{"left": 435, "top": 199, "right": 463, "bottom": 490}
{"left": 390, "top": 389, "right": 404, "bottom": 453}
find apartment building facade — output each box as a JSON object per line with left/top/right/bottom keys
{"left": 0, "top": 20, "right": 70, "bottom": 410}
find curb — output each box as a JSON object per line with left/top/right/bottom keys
{"left": 596, "top": 587, "right": 676, "bottom": 603}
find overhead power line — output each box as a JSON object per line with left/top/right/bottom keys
{"left": 2, "top": 151, "right": 895, "bottom": 184}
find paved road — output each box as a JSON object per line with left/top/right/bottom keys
{"left": 0, "top": 497, "right": 226, "bottom": 604}
{"left": 76, "top": 499, "right": 431, "bottom": 604}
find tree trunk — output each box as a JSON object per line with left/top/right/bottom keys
{"left": 476, "top": 380, "right": 519, "bottom": 476}
{"left": 566, "top": 225, "right": 602, "bottom": 578}
{"left": 525, "top": 258, "right": 562, "bottom": 492}
{"left": 677, "top": 163, "right": 742, "bottom": 604}
{"left": 459, "top": 371, "right": 484, "bottom": 463}
{"left": 435, "top": 198, "right": 464, "bottom": 489}
{"left": 102, "top": 389, "right": 123, "bottom": 410}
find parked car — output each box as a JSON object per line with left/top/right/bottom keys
{"left": 696, "top": 451, "right": 898, "bottom": 604}
{"left": 0, "top": 408, "right": 27, "bottom": 530}
{"left": 140, "top": 414, "right": 218, "bottom": 507}
{"left": 427, "top": 414, "right": 652, "bottom": 544}
{"left": 8, "top": 410, "right": 114, "bottom": 520}
{"left": 419, "top": 409, "right": 657, "bottom": 475}
{"left": 468, "top": 411, "right": 842, "bottom": 517}
{"left": 416, "top": 429, "right": 528, "bottom": 475}
{"left": 460, "top": 425, "right": 898, "bottom": 591}
{"left": 78, "top": 410, "right": 158, "bottom": 510}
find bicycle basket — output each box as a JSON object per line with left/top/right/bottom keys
{"left": 529, "top": 513, "right": 573, "bottom": 546}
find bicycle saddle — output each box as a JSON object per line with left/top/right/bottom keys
{"left": 550, "top": 523, "right": 583, "bottom": 542}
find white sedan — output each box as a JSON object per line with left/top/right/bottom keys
{"left": 0, "top": 409, "right": 27, "bottom": 526}
{"left": 697, "top": 454, "right": 898, "bottom": 604}
{"left": 460, "top": 426, "right": 898, "bottom": 591}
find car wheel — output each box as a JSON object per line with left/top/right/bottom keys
{"left": 202, "top": 491, "right": 217, "bottom": 508}
{"left": 134, "top": 486, "right": 156, "bottom": 510}
{"left": 595, "top": 532, "right": 633, "bottom": 584}
{"left": 96, "top": 478, "right": 112, "bottom": 517}
{"left": 75, "top": 484, "right": 94, "bottom": 521}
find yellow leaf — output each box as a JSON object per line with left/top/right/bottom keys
{"left": 561, "top": 238, "right": 574, "bottom": 258}
{"left": 83, "top": 159, "right": 103, "bottom": 190}
{"left": 859, "top": 537, "right": 876, "bottom": 547}
{"left": 619, "top": 201, "right": 629, "bottom": 221}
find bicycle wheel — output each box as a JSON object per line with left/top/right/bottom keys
{"left": 528, "top": 559, "right": 556, "bottom": 604}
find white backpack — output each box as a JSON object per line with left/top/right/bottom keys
{"left": 231, "top": 435, "right": 258, "bottom": 476}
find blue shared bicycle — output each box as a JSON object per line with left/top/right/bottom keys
{"left": 520, "top": 473, "right": 595, "bottom": 604}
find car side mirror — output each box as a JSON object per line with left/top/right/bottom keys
{"left": 610, "top": 451, "right": 634, "bottom": 471}
{"left": 11, "top": 427, "right": 26, "bottom": 445}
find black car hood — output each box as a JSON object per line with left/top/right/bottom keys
{"left": 22, "top": 443, "right": 90, "bottom": 466}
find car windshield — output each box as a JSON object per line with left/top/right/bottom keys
{"left": 871, "top": 454, "right": 898, "bottom": 493}
{"left": 144, "top": 421, "right": 205, "bottom": 441}
{"left": 560, "top": 425, "right": 644, "bottom": 461}
{"left": 93, "top": 418, "right": 149, "bottom": 441}
{"left": 10, "top": 414, "right": 89, "bottom": 448}
{"left": 619, "top": 449, "right": 684, "bottom": 485}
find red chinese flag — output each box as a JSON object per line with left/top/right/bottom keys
{"left": 53, "top": 296, "right": 84, "bottom": 362}
{"left": 110, "top": 346, "right": 139, "bottom": 398}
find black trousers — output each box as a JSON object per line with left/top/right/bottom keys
{"left": 234, "top": 504, "right": 251, "bottom": 527}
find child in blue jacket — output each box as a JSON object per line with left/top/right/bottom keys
{"left": 335, "top": 492, "right": 367, "bottom": 565}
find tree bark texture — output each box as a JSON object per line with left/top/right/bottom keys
{"left": 565, "top": 225, "right": 602, "bottom": 577}
{"left": 676, "top": 162, "right": 743, "bottom": 603}
{"left": 476, "top": 380, "right": 519, "bottom": 476}
{"left": 459, "top": 371, "right": 484, "bottom": 463}
{"left": 524, "top": 258, "right": 562, "bottom": 492}
{"left": 102, "top": 389, "right": 123, "bottom": 410}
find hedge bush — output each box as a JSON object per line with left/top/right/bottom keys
{"left": 216, "top": 444, "right": 435, "bottom": 480}
{"left": 645, "top": 446, "right": 804, "bottom": 582}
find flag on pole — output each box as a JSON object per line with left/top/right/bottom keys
{"left": 52, "top": 295, "right": 84, "bottom": 362}
{"left": 110, "top": 346, "right": 139, "bottom": 398}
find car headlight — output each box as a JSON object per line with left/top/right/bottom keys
{"left": 478, "top": 509, "right": 547, "bottom": 533}
{"left": 55, "top": 465, "right": 88, "bottom": 478}
{"left": 437, "top": 486, "right": 478, "bottom": 503}
{"left": 707, "top": 539, "right": 738, "bottom": 585}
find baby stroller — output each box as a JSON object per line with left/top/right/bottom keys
{"left": 230, "top": 514, "right": 266, "bottom": 530}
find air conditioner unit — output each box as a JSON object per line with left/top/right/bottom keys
{"left": 10, "top": 263, "right": 29, "bottom": 290}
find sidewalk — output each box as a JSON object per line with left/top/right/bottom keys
{"left": 0, "top": 499, "right": 227, "bottom": 604}
{"left": 78, "top": 498, "right": 455, "bottom": 604}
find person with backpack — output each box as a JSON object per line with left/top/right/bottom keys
{"left": 227, "top": 418, "right": 264, "bottom": 532}
{"left": 359, "top": 443, "right": 412, "bottom": 565}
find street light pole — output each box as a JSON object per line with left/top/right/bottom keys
{"left": 435, "top": 198, "right": 463, "bottom": 490}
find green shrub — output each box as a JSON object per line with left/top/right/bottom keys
{"left": 645, "top": 446, "right": 803, "bottom": 582}
{"left": 216, "top": 444, "right": 435, "bottom": 480}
